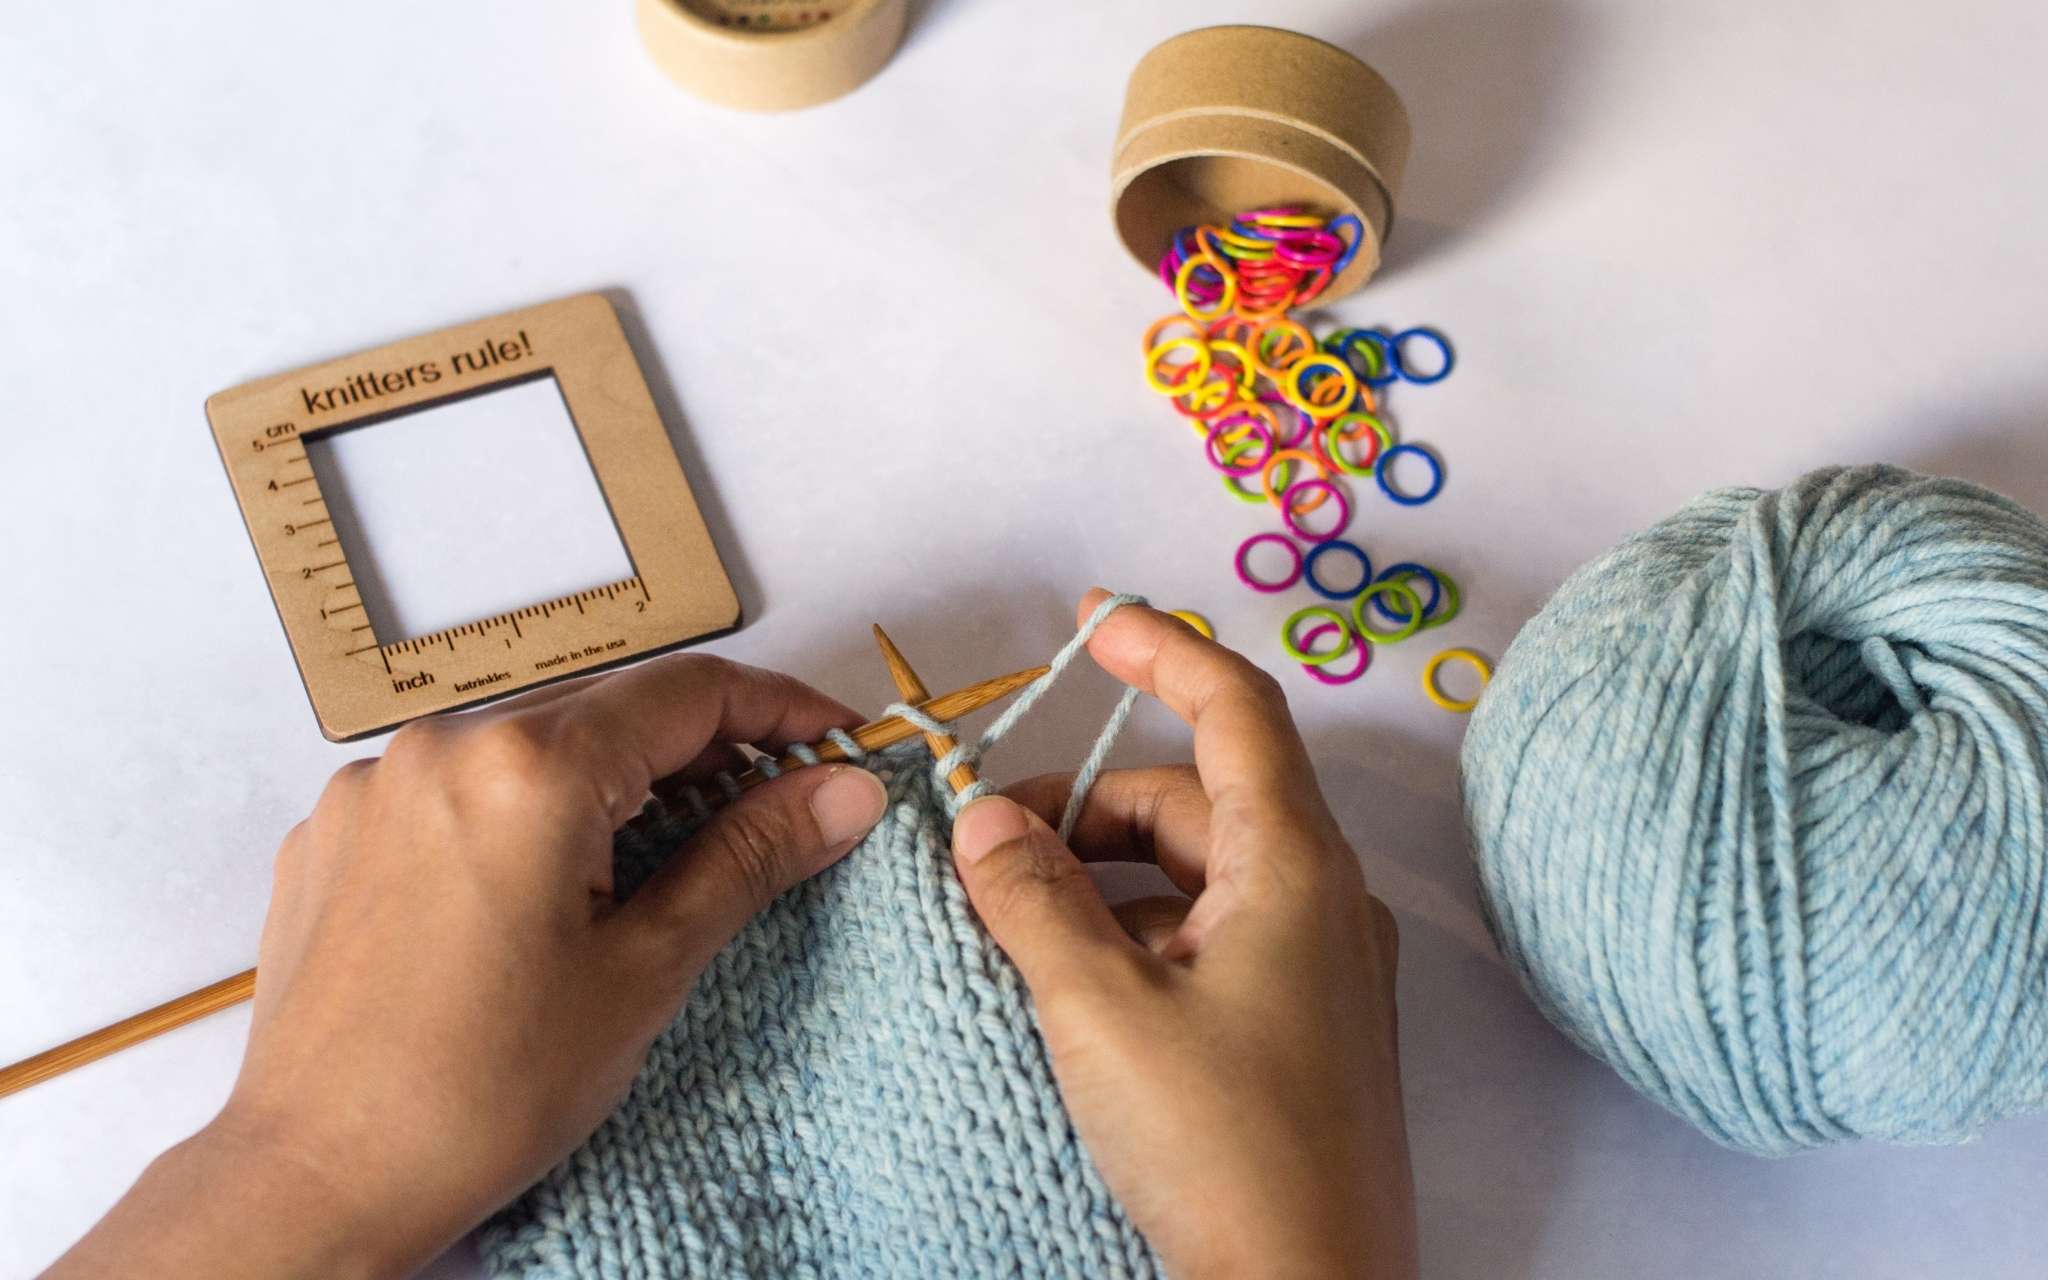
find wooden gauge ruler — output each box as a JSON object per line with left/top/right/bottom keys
{"left": 206, "top": 293, "right": 740, "bottom": 741}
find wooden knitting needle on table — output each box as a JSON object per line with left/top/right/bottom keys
{"left": 0, "top": 663, "right": 1049, "bottom": 1102}
{"left": 0, "top": 969, "right": 258, "bottom": 1102}
{"left": 872, "top": 625, "right": 980, "bottom": 797}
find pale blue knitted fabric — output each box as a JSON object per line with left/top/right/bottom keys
{"left": 481, "top": 597, "right": 1163, "bottom": 1277}
{"left": 1462, "top": 467, "right": 2048, "bottom": 1155}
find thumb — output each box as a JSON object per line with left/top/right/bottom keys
{"left": 621, "top": 764, "right": 888, "bottom": 973}
{"left": 952, "top": 794, "right": 1141, "bottom": 996}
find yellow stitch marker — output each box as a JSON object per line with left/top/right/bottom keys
{"left": 1424, "top": 648, "right": 1492, "bottom": 713}
{"left": 1174, "top": 252, "right": 1236, "bottom": 323}
{"left": 1168, "top": 610, "right": 1215, "bottom": 640}
{"left": 1143, "top": 338, "right": 1211, "bottom": 396}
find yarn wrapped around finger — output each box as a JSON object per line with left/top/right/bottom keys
{"left": 1461, "top": 466, "right": 2048, "bottom": 1156}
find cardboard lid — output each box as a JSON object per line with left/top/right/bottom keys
{"left": 1112, "top": 26, "right": 1412, "bottom": 301}
{"left": 637, "top": 0, "right": 908, "bottom": 112}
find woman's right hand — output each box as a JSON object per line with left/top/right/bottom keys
{"left": 950, "top": 591, "right": 1417, "bottom": 1280}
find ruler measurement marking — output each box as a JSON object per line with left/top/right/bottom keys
{"left": 280, "top": 475, "right": 317, "bottom": 487}
{"left": 352, "top": 573, "right": 647, "bottom": 688}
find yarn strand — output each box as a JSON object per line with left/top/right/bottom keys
{"left": 882, "top": 592, "right": 1147, "bottom": 824}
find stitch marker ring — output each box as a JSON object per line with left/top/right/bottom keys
{"left": 1297, "top": 621, "right": 1373, "bottom": 685}
{"left": 1351, "top": 581, "right": 1425, "bottom": 644}
{"left": 1169, "top": 609, "right": 1215, "bottom": 639}
{"left": 1235, "top": 532, "right": 1304, "bottom": 593}
{"left": 1348, "top": 329, "right": 1400, "bottom": 387}
{"left": 1304, "top": 540, "right": 1373, "bottom": 600}
{"left": 1371, "top": 562, "right": 1443, "bottom": 623}
{"left": 1144, "top": 338, "right": 1210, "bottom": 396}
{"left": 1219, "top": 436, "right": 1275, "bottom": 503}
{"left": 1376, "top": 444, "right": 1444, "bottom": 506}
{"left": 1323, "top": 414, "right": 1386, "bottom": 477}
{"left": 1282, "top": 605, "right": 1354, "bottom": 665}
{"left": 1424, "top": 648, "right": 1491, "bottom": 711}
{"left": 1282, "top": 478, "right": 1351, "bottom": 542}
{"left": 1391, "top": 327, "right": 1455, "bottom": 384}
{"left": 1206, "top": 415, "right": 1274, "bottom": 474}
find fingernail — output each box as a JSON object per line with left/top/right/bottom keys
{"left": 953, "top": 794, "right": 1031, "bottom": 865}
{"left": 810, "top": 767, "right": 887, "bottom": 846}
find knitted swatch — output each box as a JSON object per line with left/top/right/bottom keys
{"left": 481, "top": 598, "right": 1163, "bottom": 1277}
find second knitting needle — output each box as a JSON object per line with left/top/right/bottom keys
{"left": 872, "top": 625, "right": 980, "bottom": 797}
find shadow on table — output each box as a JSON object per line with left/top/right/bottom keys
{"left": 1304, "top": 713, "right": 1586, "bottom": 1279}
{"left": 1347, "top": 0, "right": 1596, "bottom": 278}
{"left": 902, "top": 0, "right": 974, "bottom": 51}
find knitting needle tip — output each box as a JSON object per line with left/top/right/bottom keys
{"left": 871, "top": 625, "right": 980, "bottom": 797}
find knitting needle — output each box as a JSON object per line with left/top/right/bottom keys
{"left": 0, "top": 969, "right": 257, "bottom": 1101}
{"left": 0, "top": 664, "right": 1049, "bottom": 1102}
{"left": 651, "top": 661, "right": 1044, "bottom": 808}
{"left": 871, "top": 625, "right": 979, "bottom": 796}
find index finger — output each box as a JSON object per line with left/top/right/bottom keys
{"left": 504, "top": 652, "right": 862, "bottom": 822}
{"left": 1074, "top": 589, "right": 1343, "bottom": 855}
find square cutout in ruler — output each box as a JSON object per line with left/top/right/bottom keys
{"left": 207, "top": 293, "right": 741, "bottom": 741}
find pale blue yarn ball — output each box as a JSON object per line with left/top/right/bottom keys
{"left": 1462, "top": 466, "right": 2048, "bottom": 1155}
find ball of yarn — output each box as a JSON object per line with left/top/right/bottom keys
{"left": 1462, "top": 465, "right": 2048, "bottom": 1155}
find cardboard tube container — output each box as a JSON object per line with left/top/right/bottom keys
{"left": 1113, "top": 26, "right": 1412, "bottom": 301}
{"left": 637, "top": 0, "right": 908, "bottom": 112}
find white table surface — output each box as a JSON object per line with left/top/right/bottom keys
{"left": 5, "top": 1, "right": 2047, "bottom": 1275}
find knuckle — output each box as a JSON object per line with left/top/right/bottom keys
{"left": 1125, "top": 765, "right": 1203, "bottom": 855}
{"left": 273, "top": 822, "right": 310, "bottom": 875}
{"left": 458, "top": 715, "right": 588, "bottom": 809}
{"left": 1160, "top": 762, "right": 1202, "bottom": 789}
{"left": 1190, "top": 653, "right": 1290, "bottom": 725}
{"left": 316, "top": 756, "right": 375, "bottom": 805}
{"left": 982, "top": 836, "right": 1088, "bottom": 919}
{"left": 381, "top": 718, "right": 446, "bottom": 767}
{"left": 1237, "top": 663, "right": 1291, "bottom": 713}
{"left": 707, "top": 806, "right": 796, "bottom": 907}
{"left": 466, "top": 716, "right": 556, "bottom": 770}
{"left": 656, "top": 651, "right": 737, "bottom": 688}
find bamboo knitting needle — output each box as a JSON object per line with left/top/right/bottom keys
{"left": 651, "top": 662, "right": 1044, "bottom": 808}
{"left": 0, "top": 664, "right": 1049, "bottom": 1102}
{"left": 0, "top": 969, "right": 257, "bottom": 1101}
{"left": 872, "top": 625, "right": 980, "bottom": 796}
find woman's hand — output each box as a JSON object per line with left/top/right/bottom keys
{"left": 53, "top": 655, "right": 889, "bottom": 1280}
{"left": 950, "top": 591, "right": 1417, "bottom": 1280}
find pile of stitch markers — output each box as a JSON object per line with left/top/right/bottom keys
{"left": 1139, "top": 206, "right": 1489, "bottom": 712}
